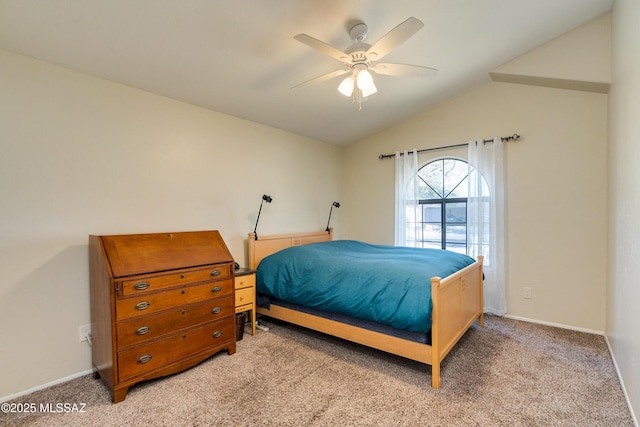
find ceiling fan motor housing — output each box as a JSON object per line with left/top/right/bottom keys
{"left": 344, "top": 42, "right": 373, "bottom": 65}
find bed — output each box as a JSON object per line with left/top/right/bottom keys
{"left": 248, "top": 229, "right": 484, "bottom": 388}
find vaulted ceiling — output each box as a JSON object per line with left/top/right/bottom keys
{"left": 0, "top": 0, "right": 612, "bottom": 145}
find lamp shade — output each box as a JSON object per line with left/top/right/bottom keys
{"left": 356, "top": 69, "right": 374, "bottom": 90}
{"left": 337, "top": 76, "right": 355, "bottom": 97}
{"left": 361, "top": 81, "right": 377, "bottom": 98}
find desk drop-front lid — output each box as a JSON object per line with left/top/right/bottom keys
{"left": 99, "top": 230, "right": 233, "bottom": 278}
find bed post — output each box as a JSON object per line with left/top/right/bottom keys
{"left": 430, "top": 276, "right": 441, "bottom": 389}
{"left": 248, "top": 232, "right": 257, "bottom": 270}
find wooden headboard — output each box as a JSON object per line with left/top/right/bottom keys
{"left": 247, "top": 229, "right": 333, "bottom": 270}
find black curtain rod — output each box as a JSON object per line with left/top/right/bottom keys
{"left": 378, "top": 134, "right": 521, "bottom": 159}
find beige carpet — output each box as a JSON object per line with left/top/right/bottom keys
{"left": 1, "top": 315, "right": 633, "bottom": 426}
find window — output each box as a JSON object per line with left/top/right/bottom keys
{"left": 404, "top": 158, "right": 489, "bottom": 255}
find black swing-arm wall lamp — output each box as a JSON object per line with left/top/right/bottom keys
{"left": 326, "top": 202, "right": 340, "bottom": 232}
{"left": 253, "top": 194, "right": 273, "bottom": 240}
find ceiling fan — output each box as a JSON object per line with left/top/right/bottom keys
{"left": 292, "top": 17, "right": 438, "bottom": 109}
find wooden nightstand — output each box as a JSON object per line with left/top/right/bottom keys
{"left": 234, "top": 268, "right": 256, "bottom": 336}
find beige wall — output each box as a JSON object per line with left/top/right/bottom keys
{"left": 609, "top": 0, "right": 640, "bottom": 421}
{"left": 2, "top": 10, "right": 634, "bottom": 420}
{"left": 0, "top": 49, "right": 342, "bottom": 399}
{"left": 344, "top": 81, "right": 608, "bottom": 333}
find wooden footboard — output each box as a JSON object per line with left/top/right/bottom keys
{"left": 429, "top": 256, "right": 484, "bottom": 388}
{"left": 248, "top": 230, "right": 483, "bottom": 389}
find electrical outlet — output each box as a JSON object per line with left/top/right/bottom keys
{"left": 523, "top": 286, "right": 532, "bottom": 299}
{"left": 79, "top": 324, "right": 91, "bottom": 342}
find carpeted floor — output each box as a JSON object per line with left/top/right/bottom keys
{"left": 1, "top": 315, "right": 633, "bottom": 426}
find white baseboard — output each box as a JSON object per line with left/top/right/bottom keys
{"left": 503, "top": 314, "right": 604, "bottom": 335}
{"left": 604, "top": 335, "right": 639, "bottom": 427}
{"left": 503, "top": 314, "right": 636, "bottom": 426}
{"left": 0, "top": 369, "right": 93, "bottom": 404}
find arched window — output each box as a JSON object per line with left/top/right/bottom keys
{"left": 407, "top": 158, "right": 489, "bottom": 255}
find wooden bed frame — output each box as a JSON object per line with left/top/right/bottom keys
{"left": 247, "top": 229, "right": 484, "bottom": 389}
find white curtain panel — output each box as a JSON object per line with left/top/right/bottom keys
{"left": 394, "top": 149, "right": 419, "bottom": 247}
{"left": 467, "top": 137, "right": 507, "bottom": 315}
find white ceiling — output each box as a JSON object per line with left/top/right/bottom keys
{"left": 0, "top": 0, "right": 612, "bottom": 146}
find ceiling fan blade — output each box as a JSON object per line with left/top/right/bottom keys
{"left": 372, "top": 63, "right": 438, "bottom": 78}
{"left": 292, "top": 69, "right": 351, "bottom": 89}
{"left": 294, "top": 34, "right": 351, "bottom": 64}
{"left": 366, "top": 17, "right": 424, "bottom": 62}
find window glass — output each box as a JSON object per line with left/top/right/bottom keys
{"left": 407, "top": 158, "right": 487, "bottom": 253}
{"left": 417, "top": 158, "right": 469, "bottom": 199}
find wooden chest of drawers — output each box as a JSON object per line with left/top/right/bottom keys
{"left": 89, "top": 230, "right": 236, "bottom": 403}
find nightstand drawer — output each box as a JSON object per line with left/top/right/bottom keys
{"left": 234, "top": 274, "right": 255, "bottom": 290}
{"left": 235, "top": 287, "right": 254, "bottom": 308}
{"left": 233, "top": 270, "right": 256, "bottom": 336}
{"left": 116, "top": 296, "right": 235, "bottom": 348}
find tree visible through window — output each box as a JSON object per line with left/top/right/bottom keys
{"left": 405, "top": 158, "right": 488, "bottom": 255}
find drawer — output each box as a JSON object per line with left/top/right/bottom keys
{"left": 116, "top": 279, "right": 233, "bottom": 321}
{"left": 117, "top": 318, "right": 234, "bottom": 382}
{"left": 116, "top": 296, "right": 235, "bottom": 348}
{"left": 235, "top": 287, "right": 254, "bottom": 308}
{"left": 120, "top": 264, "right": 232, "bottom": 296}
{"left": 234, "top": 274, "right": 255, "bottom": 290}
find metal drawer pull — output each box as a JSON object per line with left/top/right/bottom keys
{"left": 211, "top": 307, "right": 222, "bottom": 314}
{"left": 212, "top": 330, "right": 223, "bottom": 338}
{"left": 211, "top": 270, "right": 221, "bottom": 276}
{"left": 135, "top": 326, "right": 150, "bottom": 335}
{"left": 137, "top": 354, "right": 152, "bottom": 364}
{"left": 211, "top": 286, "right": 222, "bottom": 293}
{"left": 134, "top": 281, "right": 150, "bottom": 290}
{"left": 135, "top": 301, "right": 150, "bottom": 310}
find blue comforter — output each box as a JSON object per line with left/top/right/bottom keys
{"left": 256, "top": 240, "right": 475, "bottom": 332}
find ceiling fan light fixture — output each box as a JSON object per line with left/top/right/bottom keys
{"left": 361, "top": 80, "right": 377, "bottom": 98}
{"left": 293, "top": 17, "right": 432, "bottom": 110}
{"left": 337, "top": 76, "right": 355, "bottom": 97}
{"left": 352, "top": 88, "right": 370, "bottom": 111}
{"left": 356, "top": 69, "right": 374, "bottom": 90}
